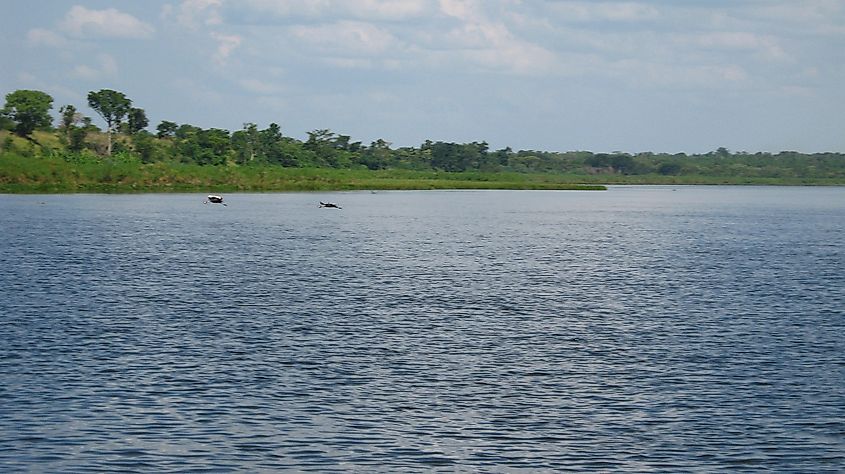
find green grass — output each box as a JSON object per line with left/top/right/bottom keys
{"left": 0, "top": 151, "right": 606, "bottom": 193}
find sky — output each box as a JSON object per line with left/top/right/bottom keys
{"left": 2, "top": 0, "right": 844, "bottom": 154}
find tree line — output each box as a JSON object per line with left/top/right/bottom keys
{"left": 2, "top": 88, "right": 844, "bottom": 180}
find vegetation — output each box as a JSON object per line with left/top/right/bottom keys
{"left": 87, "top": 89, "right": 131, "bottom": 156}
{"left": 2, "top": 87, "right": 844, "bottom": 193}
{"left": 2, "top": 90, "right": 53, "bottom": 138}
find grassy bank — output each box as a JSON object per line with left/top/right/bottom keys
{"left": 3, "top": 129, "right": 842, "bottom": 193}
{"left": 0, "top": 151, "right": 606, "bottom": 193}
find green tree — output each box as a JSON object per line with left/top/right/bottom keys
{"left": 58, "top": 104, "right": 91, "bottom": 152}
{"left": 263, "top": 123, "right": 282, "bottom": 141}
{"left": 59, "top": 104, "right": 77, "bottom": 141}
{"left": 2, "top": 89, "right": 54, "bottom": 138}
{"left": 127, "top": 107, "right": 148, "bottom": 134}
{"left": 658, "top": 162, "right": 682, "bottom": 175}
{"left": 175, "top": 123, "right": 200, "bottom": 139}
{"left": 360, "top": 139, "right": 392, "bottom": 170}
{"left": 494, "top": 147, "right": 512, "bottom": 167}
{"left": 305, "top": 129, "right": 347, "bottom": 167}
{"left": 68, "top": 126, "right": 88, "bottom": 152}
{"left": 231, "top": 122, "right": 260, "bottom": 164}
{"left": 259, "top": 123, "right": 283, "bottom": 158}
{"left": 429, "top": 141, "right": 488, "bottom": 172}
{"left": 132, "top": 131, "right": 159, "bottom": 163}
{"left": 87, "top": 89, "right": 131, "bottom": 155}
{"left": 177, "top": 127, "right": 231, "bottom": 165}
{"left": 586, "top": 153, "right": 639, "bottom": 174}
{"left": 156, "top": 120, "right": 178, "bottom": 138}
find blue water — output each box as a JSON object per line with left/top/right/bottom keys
{"left": 1, "top": 186, "right": 843, "bottom": 472}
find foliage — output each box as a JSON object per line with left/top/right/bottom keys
{"left": 127, "top": 107, "right": 148, "bottom": 134}
{"left": 2, "top": 87, "right": 844, "bottom": 192}
{"left": 2, "top": 90, "right": 54, "bottom": 138}
{"left": 156, "top": 120, "right": 178, "bottom": 138}
{"left": 58, "top": 105, "right": 77, "bottom": 138}
{"left": 87, "top": 89, "right": 131, "bottom": 155}
{"left": 0, "top": 150, "right": 605, "bottom": 193}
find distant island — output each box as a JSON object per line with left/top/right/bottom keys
{"left": 2, "top": 88, "right": 843, "bottom": 193}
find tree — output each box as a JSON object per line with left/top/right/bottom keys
{"left": 175, "top": 123, "right": 200, "bottom": 139}
{"left": 127, "top": 107, "right": 148, "bottom": 134}
{"left": 132, "top": 131, "right": 158, "bottom": 163}
{"left": 259, "top": 123, "right": 283, "bottom": 159}
{"left": 430, "top": 141, "right": 461, "bottom": 171}
{"left": 87, "top": 89, "right": 131, "bottom": 155}
{"left": 58, "top": 104, "right": 90, "bottom": 151}
{"left": 68, "top": 126, "right": 88, "bottom": 152}
{"left": 2, "top": 89, "right": 54, "bottom": 138}
{"left": 156, "top": 120, "right": 178, "bottom": 138}
{"left": 495, "top": 147, "right": 513, "bottom": 167}
{"left": 360, "top": 139, "right": 392, "bottom": 170}
{"left": 176, "top": 127, "right": 231, "bottom": 165}
{"left": 305, "top": 129, "right": 341, "bottom": 166}
{"left": 586, "top": 153, "right": 639, "bottom": 174}
{"left": 231, "top": 123, "right": 260, "bottom": 164}
{"left": 658, "top": 162, "right": 682, "bottom": 175}
{"left": 59, "top": 104, "right": 77, "bottom": 139}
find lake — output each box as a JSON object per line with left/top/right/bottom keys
{"left": 1, "top": 186, "right": 843, "bottom": 472}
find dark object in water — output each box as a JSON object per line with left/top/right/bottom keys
{"left": 205, "top": 194, "right": 227, "bottom": 206}
{"left": 319, "top": 201, "right": 341, "bottom": 209}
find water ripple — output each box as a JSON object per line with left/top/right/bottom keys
{"left": 1, "top": 188, "right": 844, "bottom": 472}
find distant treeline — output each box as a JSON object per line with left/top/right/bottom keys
{"left": 3, "top": 88, "right": 845, "bottom": 181}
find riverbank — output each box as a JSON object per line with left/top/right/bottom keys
{"left": 0, "top": 152, "right": 606, "bottom": 193}
{"left": 3, "top": 129, "right": 845, "bottom": 192}
{"left": 4, "top": 148, "right": 845, "bottom": 194}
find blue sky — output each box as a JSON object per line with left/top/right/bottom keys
{"left": 2, "top": 0, "right": 844, "bottom": 154}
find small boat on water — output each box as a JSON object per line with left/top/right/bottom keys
{"left": 205, "top": 194, "right": 227, "bottom": 206}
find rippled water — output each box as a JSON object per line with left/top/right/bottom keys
{"left": 1, "top": 186, "right": 844, "bottom": 472}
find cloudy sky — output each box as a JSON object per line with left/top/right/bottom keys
{"left": 2, "top": 0, "right": 844, "bottom": 153}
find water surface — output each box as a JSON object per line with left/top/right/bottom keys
{"left": 1, "top": 187, "right": 843, "bottom": 471}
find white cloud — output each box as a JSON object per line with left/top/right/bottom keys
{"left": 26, "top": 28, "right": 68, "bottom": 48}
{"left": 546, "top": 2, "right": 660, "bottom": 23}
{"left": 442, "top": 21, "right": 558, "bottom": 75}
{"left": 211, "top": 32, "right": 242, "bottom": 65}
{"left": 162, "top": 1, "right": 240, "bottom": 68}
{"left": 290, "top": 21, "right": 398, "bottom": 56}
{"left": 427, "top": 2, "right": 560, "bottom": 75}
{"left": 239, "top": 0, "right": 331, "bottom": 18}
{"left": 60, "top": 6, "right": 155, "bottom": 39}
{"left": 241, "top": 0, "right": 429, "bottom": 21}
{"left": 352, "top": 0, "right": 429, "bottom": 20}
{"left": 163, "top": 0, "right": 223, "bottom": 30}
{"left": 70, "top": 53, "right": 119, "bottom": 80}
{"left": 439, "top": 0, "right": 483, "bottom": 21}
